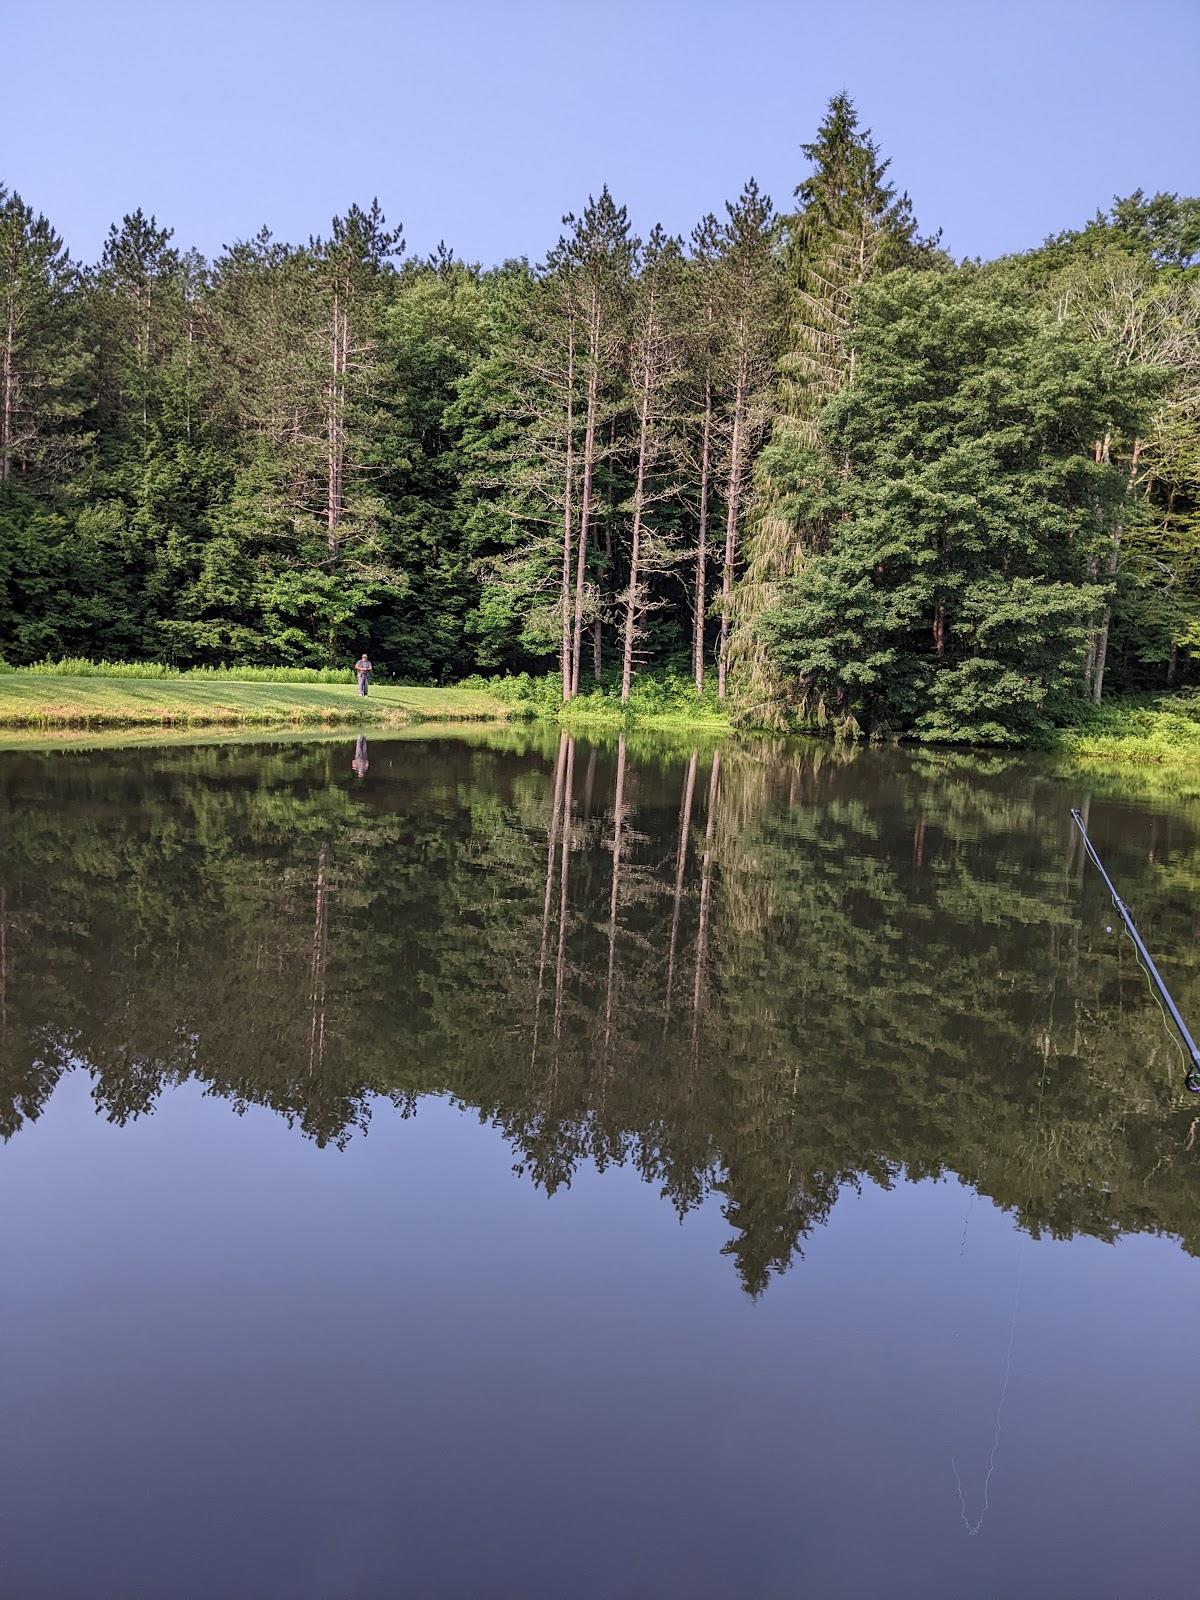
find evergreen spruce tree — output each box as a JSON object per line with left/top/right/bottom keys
{"left": 79, "top": 211, "right": 233, "bottom": 658}
{"left": 0, "top": 187, "right": 91, "bottom": 659}
{"left": 734, "top": 95, "right": 934, "bottom": 719}
{"left": 0, "top": 187, "right": 88, "bottom": 483}
{"left": 370, "top": 253, "right": 488, "bottom": 678}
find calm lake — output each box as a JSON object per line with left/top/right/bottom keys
{"left": 2, "top": 728, "right": 1198, "bottom": 1598}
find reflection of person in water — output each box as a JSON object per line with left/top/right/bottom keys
{"left": 351, "top": 735, "right": 369, "bottom": 779}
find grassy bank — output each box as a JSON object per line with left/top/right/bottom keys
{"left": 464, "top": 669, "right": 732, "bottom": 734}
{"left": 1052, "top": 695, "right": 1200, "bottom": 769}
{"left": 0, "top": 672, "right": 510, "bottom": 730}
{"left": 5, "top": 663, "right": 1199, "bottom": 771}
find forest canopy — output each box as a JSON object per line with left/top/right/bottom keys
{"left": 2, "top": 94, "right": 1198, "bottom": 741}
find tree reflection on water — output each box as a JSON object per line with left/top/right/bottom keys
{"left": 2, "top": 728, "right": 1198, "bottom": 1295}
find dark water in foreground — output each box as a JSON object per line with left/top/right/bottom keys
{"left": 2, "top": 728, "right": 1198, "bottom": 1599}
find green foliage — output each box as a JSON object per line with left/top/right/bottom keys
{"left": 1055, "top": 691, "right": 1200, "bottom": 766}
{"left": 461, "top": 671, "right": 566, "bottom": 715}
{"left": 1041, "top": 188, "right": 1200, "bottom": 273}
{"left": 10, "top": 657, "right": 363, "bottom": 681}
{"left": 466, "top": 666, "right": 727, "bottom": 725}
{"left": 757, "top": 268, "right": 1152, "bottom": 743}
{"left": 1, "top": 117, "right": 1198, "bottom": 745}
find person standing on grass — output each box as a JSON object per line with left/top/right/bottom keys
{"left": 354, "top": 652, "right": 373, "bottom": 696}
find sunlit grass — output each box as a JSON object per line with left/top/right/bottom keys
{"left": 0, "top": 673, "right": 510, "bottom": 729}
{"left": 1055, "top": 695, "right": 1200, "bottom": 766}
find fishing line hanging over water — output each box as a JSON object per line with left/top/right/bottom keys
{"left": 950, "top": 1018, "right": 1052, "bottom": 1539}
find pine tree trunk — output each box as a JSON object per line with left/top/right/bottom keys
{"left": 185, "top": 296, "right": 194, "bottom": 446}
{"left": 593, "top": 512, "right": 605, "bottom": 680}
{"left": 561, "top": 322, "right": 575, "bottom": 699}
{"left": 602, "top": 518, "right": 613, "bottom": 656}
{"left": 693, "top": 373, "right": 712, "bottom": 694}
{"left": 570, "top": 289, "right": 601, "bottom": 698}
{"left": 594, "top": 418, "right": 617, "bottom": 682}
{"left": 621, "top": 325, "right": 654, "bottom": 704}
{"left": 717, "top": 357, "right": 747, "bottom": 700}
{"left": 327, "top": 287, "right": 343, "bottom": 561}
{"left": 140, "top": 278, "right": 149, "bottom": 448}
{"left": 0, "top": 285, "right": 15, "bottom": 480}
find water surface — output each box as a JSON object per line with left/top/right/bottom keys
{"left": 2, "top": 729, "right": 1197, "bottom": 1598}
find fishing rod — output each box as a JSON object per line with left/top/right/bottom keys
{"left": 1071, "top": 808, "right": 1200, "bottom": 1094}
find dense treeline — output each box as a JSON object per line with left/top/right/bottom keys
{"left": 2, "top": 96, "right": 1198, "bottom": 739}
{"left": 2, "top": 731, "right": 1199, "bottom": 1295}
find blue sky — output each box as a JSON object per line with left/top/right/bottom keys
{"left": 7, "top": 0, "right": 1199, "bottom": 268}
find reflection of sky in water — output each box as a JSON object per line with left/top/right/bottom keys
{"left": 4, "top": 1074, "right": 1194, "bottom": 1599}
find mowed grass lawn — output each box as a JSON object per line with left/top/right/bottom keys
{"left": 0, "top": 674, "right": 511, "bottom": 729}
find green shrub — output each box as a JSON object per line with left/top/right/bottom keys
{"left": 17, "top": 658, "right": 363, "bottom": 684}
{"left": 464, "top": 666, "right": 725, "bottom": 722}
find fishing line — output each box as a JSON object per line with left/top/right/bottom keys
{"left": 952, "top": 1236, "right": 1026, "bottom": 1538}
{"left": 958, "top": 1190, "right": 975, "bottom": 1261}
{"left": 950, "top": 995, "right": 1052, "bottom": 1537}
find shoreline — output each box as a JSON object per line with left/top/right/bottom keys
{"left": 4, "top": 673, "right": 1200, "bottom": 776}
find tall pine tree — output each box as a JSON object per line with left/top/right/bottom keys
{"left": 734, "top": 95, "right": 934, "bottom": 719}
